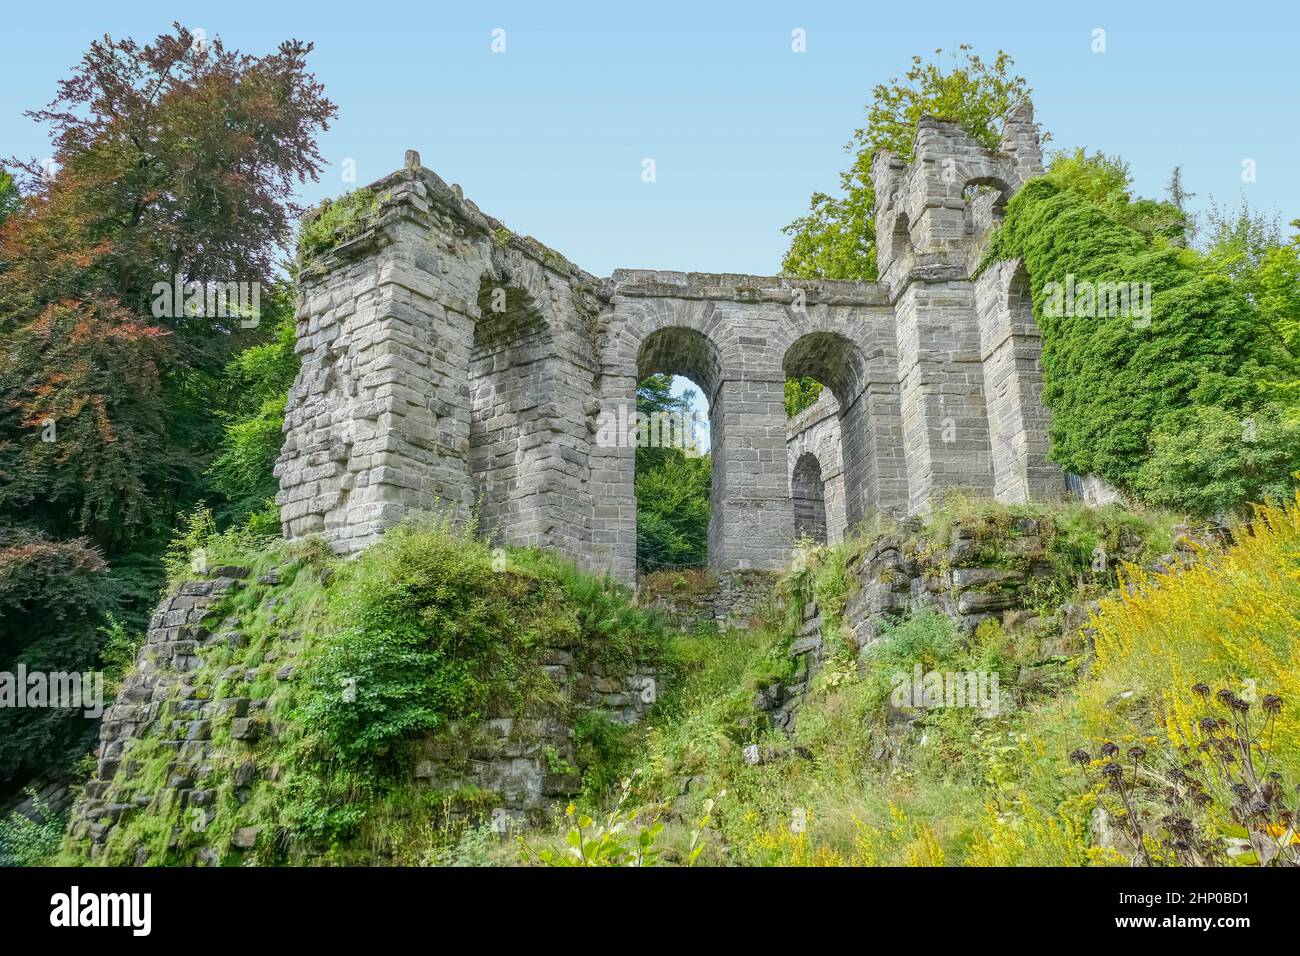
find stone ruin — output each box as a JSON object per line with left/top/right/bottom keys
{"left": 275, "top": 101, "right": 1066, "bottom": 584}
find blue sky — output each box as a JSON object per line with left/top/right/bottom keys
{"left": 3, "top": 1, "right": 1296, "bottom": 279}
{"left": 3, "top": 1, "right": 1295, "bottom": 436}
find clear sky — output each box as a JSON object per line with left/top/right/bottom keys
{"left": 3, "top": 0, "right": 1296, "bottom": 282}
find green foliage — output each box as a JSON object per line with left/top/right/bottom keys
{"left": 0, "top": 791, "right": 66, "bottom": 866}
{"left": 64, "top": 515, "right": 670, "bottom": 865}
{"left": 1135, "top": 403, "right": 1300, "bottom": 515}
{"left": 1256, "top": 222, "right": 1300, "bottom": 359}
{"left": 209, "top": 285, "right": 300, "bottom": 528}
{"left": 162, "top": 503, "right": 274, "bottom": 585}
{"left": 573, "top": 712, "right": 637, "bottom": 797}
{"left": 636, "top": 454, "right": 711, "bottom": 571}
{"left": 293, "top": 519, "right": 667, "bottom": 770}
{"left": 634, "top": 374, "right": 712, "bottom": 571}
{"left": 0, "top": 28, "right": 334, "bottom": 803}
{"left": 1045, "top": 148, "right": 1187, "bottom": 242}
{"left": 520, "top": 775, "right": 666, "bottom": 866}
{"left": 0, "top": 532, "right": 116, "bottom": 793}
{"left": 782, "top": 46, "right": 1033, "bottom": 280}
{"left": 1202, "top": 206, "right": 1299, "bottom": 362}
{"left": 634, "top": 373, "right": 693, "bottom": 473}
{"left": 0, "top": 168, "right": 20, "bottom": 226}
{"left": 297, "top": 188, "right": 378, "bottom": 264}
{"left": 299, "top": 520, "right": 560, "bottom": 764}
{"left": 784, "top": 377, "right": 823, "bottom": 417}
{"left": 983, "top": 177, "right": 1298, "bottom": 509}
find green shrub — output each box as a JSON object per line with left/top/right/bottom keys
{"left": 0, "top": 533, "right": 116, "bottom": 794}
{"left": 0, "top": 791, "right": 66, "bottom": 866}
{"left": 299, "top": 520, "right": 560, "bottom": 765}
{"left": 297, "top": 188, "right": 379, "bottom": 263}
{"left": 982, "top": 178, "right": 1297, "bottom": 506}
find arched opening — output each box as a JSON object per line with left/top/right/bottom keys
{"left": 791, "top": 452, "right": 827, "bottom": 545}
{"left": 633, "top": 327, "right": 719, "bottom": 573}
{"left": 880, "top": 211, "right": 914, "bottom": 274}
{"left": 470, "top": 276, "right": 552, "bottom": 545}
{"left": 962, "top": 176, "right": 1013, "bottom": 238}
{"left": 784, "top": 331, "right": 870, "bottom": 536}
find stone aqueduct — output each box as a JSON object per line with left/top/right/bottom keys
{"left": 275, "top": 101, "right": 1066, "bottom": 584}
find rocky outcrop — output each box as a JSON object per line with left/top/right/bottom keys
{"left": 68, "top": 565, "right": 658, "bottom": 862}
{"left": 637, "top": 570, "right": 778, "bottom": 630}
{"left": 761, "top": 514, "right": 1165, "bottom": 732}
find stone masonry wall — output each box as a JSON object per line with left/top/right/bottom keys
{"left": 280, "top": 102, "right": 1065, "bottom": 584}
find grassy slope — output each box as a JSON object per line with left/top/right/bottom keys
{"left": 27, "top": 495, "right": 1299, "bottom": 867}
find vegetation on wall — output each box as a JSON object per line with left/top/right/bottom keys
{"left": 518, "top": 496, "right": 1297, "bottom": 867}
{"left": 61, "top": 516, "right": 669, "bottom": 866}
{"left": 982, "top": 166, "right": 1300, "bottom": 515}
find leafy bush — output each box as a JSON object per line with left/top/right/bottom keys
{"left": 0, "top": 533, "right": 116, "bottom": 794}
{"left": 1135, "top": 403, "right": 1300, "bottom": 516}
{"left": 520, "top": 775, "right": 667, "bottom": 866}
{"left": 0, "top": 791, "right": 66, "bottom": 867}
{"left": 983, "top": 178, "right": 1298, "bottom": 513}
{"left": 299, "top": 520, "right": 561, "bottom": 764}
{"left": 209, "top": 286, "right": 300, "bottom": 530}
{"left": 635, "top": 454, "right": 711, "bottom": 571}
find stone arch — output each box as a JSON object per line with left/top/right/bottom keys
{"left": 782, "top": 330, "right": 867, "bottom": 408}
{"left": 877, "top": 210, "right": 914, "bottom": 276}
{"left": 962, "top": 174, "right": 1014, "bottom": 241}
{"left": 791, "top": 452, "right": 828, "bottom": 545}
{"left": 783, "top": 330, "right": 876, "bottom": 531}
{"left": 636, "top": 325, "right": 723, "bottom": 403}
{"left": 634, "top": 325, "right": 723, "bottom": 570}
{"left": 961, "top": 174, "right": 1014, "bottom": 206}
{"left": 470, "top": 274, "right": 555, "bottom": 546}
{"left": 591, "top": 292, "right": 794, "bottom": 579}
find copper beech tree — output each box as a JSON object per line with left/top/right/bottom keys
{"left": 0, "top": 24, "right": 336, "bottom": 551}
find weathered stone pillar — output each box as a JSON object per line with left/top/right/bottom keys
{"left": 892, "top": 278, "right": 996, "bottom": 511}
{"left": 276, "top": 168, "right": 483, "bottom": 551}
{"left": 587, "top": 375, "right": 639, "bottom": 586}
{"left": 711, "top": 373, "right": 794, "bottom": 571}
{"left": 974, "top": 260, "right": 1064, "bottom": 503}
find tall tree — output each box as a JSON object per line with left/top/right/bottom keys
{"left": 1164, "top": 165, "right": 1196, "bottom": 244}
{"left": 0, "top": 24, "right": 336, "bottom": 552}
{"left": 782, "top": 46, "right": 1034, "bottom": 280}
